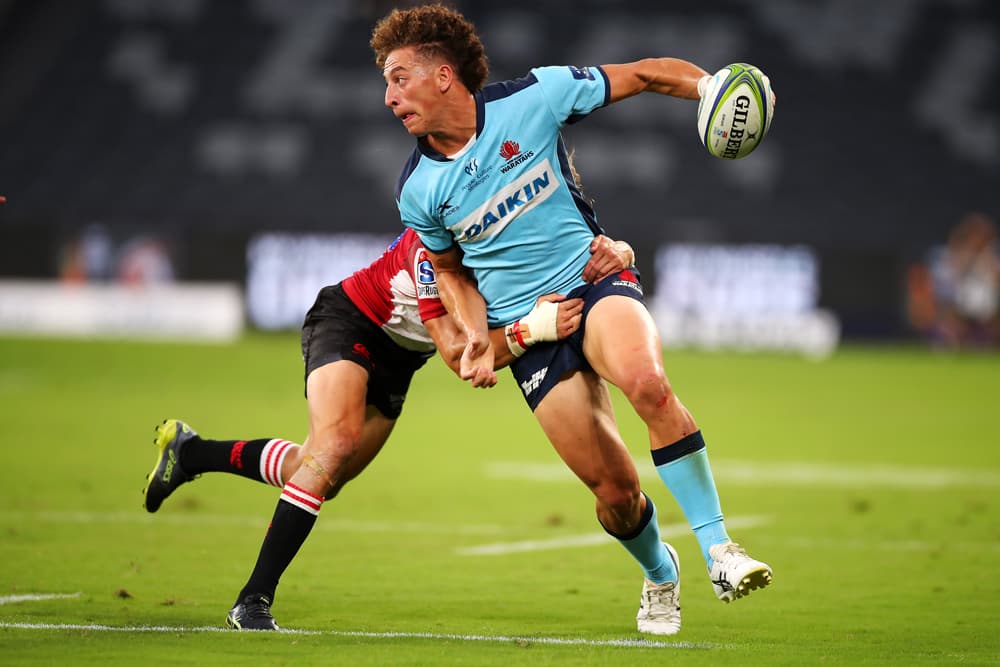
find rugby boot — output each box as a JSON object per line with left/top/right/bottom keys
{"left": 636, "top": 542, "right": 681, "bottom": 635}
{"left": 143, "top": 419, "right": 199, "bottom": 512}
{"left": 226, "top": 594, "right": 279, "bottom": 631}
{"left": 708, "top": 541, "right": 772, "bottom": 602}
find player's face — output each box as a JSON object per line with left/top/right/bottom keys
{"left": 383, "top": 47, "right": 441, "bottom": 137}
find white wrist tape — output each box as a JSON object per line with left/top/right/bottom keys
{"left": 697, "top": 74, "right": 712, "bottom": 98}
{"left": 505, "top": 300, "right": 560, "bottom": 358}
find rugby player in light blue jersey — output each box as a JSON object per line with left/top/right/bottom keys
{"left": 372, "top": 4, "right": 773, "bottom": 636}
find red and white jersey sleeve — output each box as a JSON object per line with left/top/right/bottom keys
{"left": 341, "top": 228, "right": 447, "bottom": 352}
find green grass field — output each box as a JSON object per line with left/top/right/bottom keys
{"left": 1, "top": 334, "right": 998, "bottom": 665}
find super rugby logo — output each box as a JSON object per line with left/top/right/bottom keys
{"left": 415, "top": 251, "right": 439, "bottom": 298}
{"left": 417, "top": 260, "right": 435, "bottom": 284}
{"left": 450, "top": 160, "right": 557, "bottom": 243}
{"left": 499, "top": 139, "right": 534, "bottom": 174}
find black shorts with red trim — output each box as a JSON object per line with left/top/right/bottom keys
{"left": 300, "top": 283, "right": 433, "bottom": 419}
{"left": 509, "top": 268, "right": 645, "bottom": 411}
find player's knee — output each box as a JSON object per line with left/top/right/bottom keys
{"left": 308, "top": 440, "right": 353, "bottom": 472}
{"left": 301, "top": 432, "right": 362, "bottom": 492}
{"left": 620, "top": 369, "right": 675, "bottom": 414}
{"left": 593, "top": 478, "right": 642, "bottom": 518}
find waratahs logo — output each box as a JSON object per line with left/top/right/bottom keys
{"left": 498, "top": 139, "right": 534, "bottom": 173}
{"left": 499, "top": 140, "right": 521, "bottom": 161}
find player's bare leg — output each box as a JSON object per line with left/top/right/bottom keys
{"left": 534, "top": 372, "right": 643, "bottom": 532}
{"left": 582, "top": 295, "right": 696, "bottom": 446}
{"left": 533, "top": 371, "right": 681, "bottom": 634}
{"left": 227, "top": 360, "right": 394, "bottom": 630}
{"left": 583, "top": 295, "right": 772, "bottom": 601}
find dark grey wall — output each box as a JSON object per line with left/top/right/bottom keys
{"left": 0, "top": 0, "right": 997, "bottom": 337}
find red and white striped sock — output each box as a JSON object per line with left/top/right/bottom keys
{"left": 279, "top": 482, "right": 324, "bottom": 516}
{"left": 258, "top": 439, "right": 297, "bottom": 488}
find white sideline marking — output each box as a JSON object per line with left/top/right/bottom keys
{"left": 0, "top": 593, "right": 81, "bottom": 605}
{"left": 0, "top": 511, "right": 504, "bottom": 535}
{"left": 0, "top": 622, "right": 712, "bottom": 648}
{"left": 456, "top": 516, "right": 769, "bottom": 556}
{"left": 486, "top": 460, "right": 1000, "bottom": 489}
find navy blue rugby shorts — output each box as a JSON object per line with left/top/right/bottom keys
{"left": 509, "top": 268, "right": 645, "bottom": 411}
{"left": 300, "top": 283, "right": 433, "bottom": 419}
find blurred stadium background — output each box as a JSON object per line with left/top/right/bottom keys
{"left": 0, "top": 0, "right": 998, "bottom": 350}
{"left": 2, "top": 4, "right": 999, "bottom": 660}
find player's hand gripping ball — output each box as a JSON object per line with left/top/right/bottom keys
{"left": 697, "top": 63, "right": 775, "bottom": 159}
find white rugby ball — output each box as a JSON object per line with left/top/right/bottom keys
{"left": 697, "top": 63, "right": 774, "bottom": 159}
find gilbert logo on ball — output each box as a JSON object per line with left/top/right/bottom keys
{"left": 697, "top": 63, "right": 774, "bottom": 159}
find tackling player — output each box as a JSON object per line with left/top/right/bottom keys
{"left": 142, "top": 228, "right": 634, "bottom": 630}
{"left": 371, "top": 4, "right": 773, "bottom": 635}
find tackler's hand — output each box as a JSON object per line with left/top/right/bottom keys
{"left": 582, "top": 234, "right": 635, "bottom": 283}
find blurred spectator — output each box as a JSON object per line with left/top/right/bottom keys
{"left": 117, "top": 236, "right": 175, "bottom": 285}
{"left": 58, "top": 225, "right": 175, "bottom": 285}
{"left": 907, "top": 212, "right": 1000, "bottom": 348}
{"left": 58, "top": 224, "right": 114, "bottom": 283}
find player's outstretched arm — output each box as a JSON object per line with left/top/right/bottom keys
{"left": 428, "top": 295, "right": 584, "bottom": 375}
{"left": 602, "top": 58, "right": 710, "bottom": 104}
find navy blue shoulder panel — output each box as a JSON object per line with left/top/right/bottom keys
{"left": 481, "top": 72, "right": 539, "bottom": 103}
{"left": 395, "top": 146, "right": 423, "bottom": 200}
{"left": 475, "top": 74, "right": 539, "bottom": 136}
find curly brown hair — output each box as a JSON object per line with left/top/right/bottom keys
{"left": 370, "top": 3, "right": 489, "bottom": 92}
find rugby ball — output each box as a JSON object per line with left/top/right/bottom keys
{"left": 697, "top": 63, "right": 774, "bottom": 159}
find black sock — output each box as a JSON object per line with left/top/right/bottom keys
{"left": 237, "top": 491, "right": 322, "bottom": 604}
{"left": 180, "top": 437, "right": 296, "bottom": 486}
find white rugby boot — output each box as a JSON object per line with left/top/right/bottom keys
{"left": 636, "top": 542, "right": 681, "bottom": 635}
{"left": 708, "top": 541, "right": 772, "bottom": 602}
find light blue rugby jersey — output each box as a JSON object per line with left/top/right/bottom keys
{"left": 395, "top": 65, "right": 611, "bottom": 327}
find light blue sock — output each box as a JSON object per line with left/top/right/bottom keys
{"left": 652, "top": 432, "right": 729, "bottom": 567}
{"left": 601, "top": 492, "right": 677, "bottom": 584}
